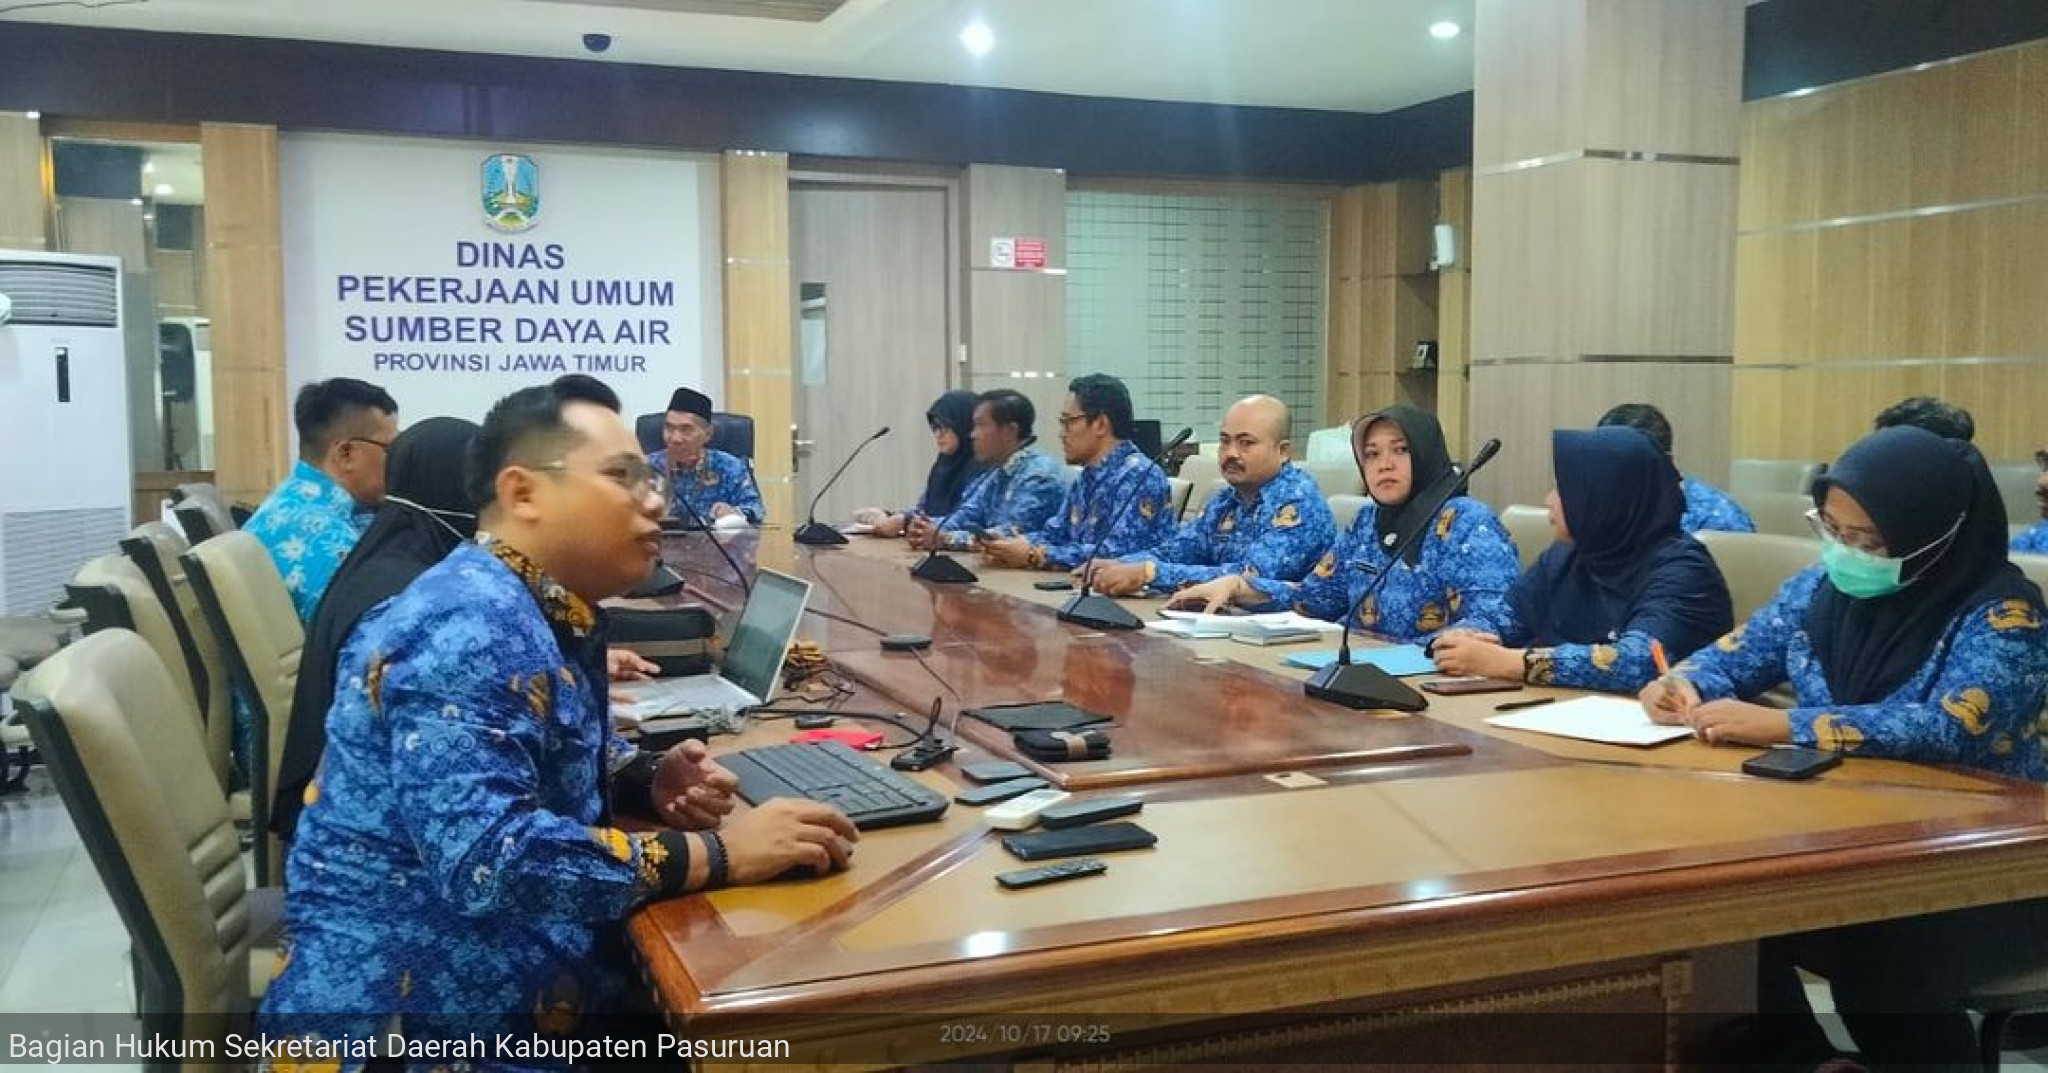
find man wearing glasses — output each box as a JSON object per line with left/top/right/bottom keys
{"left": 980, "top": 373, "right": 1173, "bottom": 571}
{"left": 245, "top": 377, "right": 399, "bottom": 624}
{"left": 2014, "top": 449, "right": 2048, "bottom": 555}
{"left": 647, "top": 386, "right": 764, "bottom": 524}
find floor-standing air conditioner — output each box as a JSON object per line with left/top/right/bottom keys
{"left": 0, "top": 251, "right": 131, "bottom": 616}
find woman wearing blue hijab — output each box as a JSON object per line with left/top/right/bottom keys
{"left": 1434, "top": 426, "right": 1733, "bottom": 692}
{"left": 1644, "top": 425, "right": 2048, "bottom": 1067}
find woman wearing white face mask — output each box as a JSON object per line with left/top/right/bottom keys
{"left": 1643, "top": 425, "right": 2048, "bottom": 1072}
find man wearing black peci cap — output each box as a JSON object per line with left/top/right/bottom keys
{"left": 646, "top": 387, "right": 763, "bottom": 523}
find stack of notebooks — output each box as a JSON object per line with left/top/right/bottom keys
{"left": 1149, "top": 610, "right": 1344, "bottom": 645}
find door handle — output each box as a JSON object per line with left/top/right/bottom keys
{"left": 792, "top": 428, "right": 815, "bottom": 475}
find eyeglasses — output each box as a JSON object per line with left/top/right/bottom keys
{"left": 1804, "top": 508, "right": 1887, "bottom": 555}
{"left": 536, "top": 457, "right": 668, "bottom": 501}
{"left": 344, "top": 436, "right": 392, "bottom": 452}
{"left": 1056, "top": 411, "right": 1095, "bottom": 429}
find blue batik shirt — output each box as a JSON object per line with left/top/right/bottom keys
{"left": 260, "top": 539, "right": 690, "bottom": 1062}
{"left": 1118, "top": 462, "right": 1335, "bottom": 591}
{"left": 245, "top": 459, "right": 374, "bottom": 624}
{"left": 2014, "top": 520, "right": 2048, "bottom": 556}
{"left": 1674, "top": 567, "right": 2048, "bottom": 780}
{"left": 648, "top": 446, "right": 763, "bottom": 524}
{"left": 1022, "top": 440, "right": 1174, "bottom": 570}
{"left": 1249, "top": 497, "right": 1519, "bottom": 643}
{"left": 933, "top": 445, "right": 1066, "bottom": 550}
{"left": 1681, "top": 476, "right": 1756, "bottom": 534}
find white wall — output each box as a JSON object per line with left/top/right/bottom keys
{"left": 280, "top": 132, "right": 722, "bottom": 428}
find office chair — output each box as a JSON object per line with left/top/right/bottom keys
{"left": 121, "top": 523, "right": 239, "bottom": 808}
{"left": 65, "top": 554, "right": 207, "bottom": 737}
{"left": 1499, "top": 505, "right": 1553, "bottom": 571}
{"left": 1131, "top": 419, "right": 1163, "bottom": 461}
{"left": 171, "top": 483, "right": 236, "bottom": 544}
{"left": 182, "top": 532, "right": 304, "bottom": 886}
{"left": 15, "top": 629, "right": 281, "bottom": 1071}
{"left": 1694, "top": 531, "right": 1821, "bottom": 625}
{"left": 635, "top": 411, "right": 756, "bottom": 460}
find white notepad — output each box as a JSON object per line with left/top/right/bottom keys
{"left": 1484, "top": 695, "right": 1693, "bottom": 747}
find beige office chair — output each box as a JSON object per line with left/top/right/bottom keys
{"left": 66, "top": 555, "right": 207, "bottom": 737}
{"left": 1167, "top": 477, "right": 1194, "bottom": 521}
{"left": 1499, "top": 504, "right": 1553, "bottom": 571}
{"left": 122, "top": 523, "right": 239, "bottom": 811}
{"left": 1728, "top": 459, "right": 1822, "bottom": 500}
{"left": 1694, "top": 531, "right": 1821, "bottom": 625}
{"left": 1328, "top": 494, "right": 1370, "bottom": 533}
{"left": 1178, "top": 452, "right": 1221, "bottom": 494}
{"left": 1302, "top": 458, "right": 1365, "bottom": 498}
{"left": 14, "top": 630, "right": 280, "bottom": 1069}
{"left": 1989, "top": 463, "right": 2041, "bottom": 526}
{"left": 2014, "top": 554, "right": 2048, "bottom": 593}
{"left": 171, "top": 483, "right": 238, "bottom": 544}
{"left": 1733, "top": 491, "right": 1814, "bottom": 539}
{"left": 183, "top": 532, "right": 304, "bottom": 887}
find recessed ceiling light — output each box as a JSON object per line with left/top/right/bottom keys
{"left": 1429, "top": 20, "right": 1461, "bottom": 40}
{"left": 143, "top": 161, "right": 156, "bottom": 175}
{"left": 153, "top": 183, "right": 174, "bottom": 197}
{"left": 959, "top": 19, "right": 994, "bottom": 58}
{"left": 23, "top": 111, "right": 40, "bottom": 120}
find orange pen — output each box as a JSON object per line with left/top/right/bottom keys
{"left": 1650, "top": 639, "right": 1670, "bottom": 677}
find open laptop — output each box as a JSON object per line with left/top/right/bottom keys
{"left": 614, "top": 569, "right": 811, "bottom": 720}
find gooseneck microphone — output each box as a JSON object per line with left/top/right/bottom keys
{"left": 1305, "top": 437, "right": 1502, "bottom": 711}
{"left": 675, "top": 492, "right": 753, "bottom": 599}
{"left": 1056, "top": 426, "right": 1194, "bottom": 631}
{"left": 794, "top": 426, "right": 890, "bottom": 546}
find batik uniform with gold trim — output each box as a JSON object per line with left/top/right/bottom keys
{"left": 1020, "top": 439, "right": 1174, "bottom": 570}
{"left": 1247, "top": 496, "right": 1518, "bottom": 643}
{"left": 1118, "top": 461, "right": 1334, "bottom": 591}
{"left": 2014, "top": 519, "right": 2048, "bottom": 555}
{"left": 1681, "top": 476, "right": 1756, "bottom": 534}
{"left": 648, "top": 446, "right": 763, "bottom": 524}
{"left": 933, "top": 445, "right": 1066, "bottom": 550}
{"left": 1674, "top": 566, "right": 2048, "bottom": 780}
{"left": 259, "top": 538, "right": 691, "bottom": 1065}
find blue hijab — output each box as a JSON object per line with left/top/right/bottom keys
{"left": 1510, "top": 427, "right": 1729, "bottom": 649}
{"left": 1808, "top": 426, "right": 2042, "bottom": 704}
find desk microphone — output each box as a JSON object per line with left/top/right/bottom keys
{"left": 795, "top": 426, "right": 889, "bottom": 546}
{"left": 1306, "top": 437, "right": 1501, "bottom": 711}
{"left": 908, "top": 473, "right": 989, "bottom": 584}
{"left": 1056, "top": 426, "right": 1193, "bottom": 631}
{"left": 673, "top": 493, "right": 753, "bottom": 598}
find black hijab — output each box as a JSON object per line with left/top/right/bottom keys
{"left": 274, "top": 416, "right": 480, "bottom": 838}
{"left": 1510, "top": 427, "right": 1729, "bottom": 647}
{"left": 1806, "top": 426, "right": 2041, "bottom": 704}
{"left": 1355, "top": 405, "right": 1457, "bottom": 567}
{"left": 919, "top": 390, "right": 989, "bottom": 517}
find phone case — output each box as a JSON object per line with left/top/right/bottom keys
{"left": 1002, "top": 821, "right": 1158, "bottom": 860}
{"left": 1741, "top": 748, "right": 1842, "bottom": 780}
{"left": 956, "top": 777, "right": 1049, "bottom": 806}
{"left": 1420, "top": 677, "right": 1523, "bottom": 696}
{"left": 961, "top": 761, "right": 1034, "bottom": 784}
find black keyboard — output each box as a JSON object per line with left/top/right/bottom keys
{"left": 722, "top": 740, "right": 949, "bottom": 829}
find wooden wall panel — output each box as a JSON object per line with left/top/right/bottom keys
{"left": 963, "top": 163, "right": 1065, "bottom": 439}
{"left": 0, "top": 112, "right": 45, "bottom": 250}
{"left": 1325, "top": 181, "right": 1436, "bottom": 427}
{"left": 1438, "top": 169, "right": 1473, "bottom": 457}
{"left": 1735, "top": 40, "right": 2048, "bottom": 466}
{"left": 1584, "top": 0, "right": 1745, "bottom": 157}
{"left": 201, "top": 123, "right": 287, "bottom": 507}
{"left": 1474, "top": 0, "right": 1589, "bottom": 167}
{"left": 720, "top": 150, "right": 795, "bottom": 526}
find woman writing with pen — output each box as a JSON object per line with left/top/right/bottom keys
{"left": 1640, "top": 425, "right": 2048, "bottom": 1070}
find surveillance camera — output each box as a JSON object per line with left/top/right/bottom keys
{"left": 582, "top": 33, "right": 612, "bottom": 53}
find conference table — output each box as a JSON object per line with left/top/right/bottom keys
{"left": 625, "top": 527, "right": 2048, "bottom": 1068}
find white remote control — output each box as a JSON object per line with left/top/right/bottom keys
{"left": 984, "top": 788, "right": 1071, "bottom": 831}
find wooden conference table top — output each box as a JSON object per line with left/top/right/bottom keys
{"left": 627, "top": 527, "right": 2048, "bottom": 1060}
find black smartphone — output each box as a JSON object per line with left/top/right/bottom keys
{"left": 793, "top": 713, "right": 836, "bottom": 730}
{"left": 1034, "top": 579, "right": 1076, "bottom": 592}
{"left": 1741, "top": 747, "right": 1842, "bottom": 780}
{"left": 1002, "top": 821, "right": 1158, "bottom": 861}
{"left": 961, "top": 761, "right": 1034, "bottom": 784}
{"left": 955, "top": 777, "right": 1049, "bottom": 806}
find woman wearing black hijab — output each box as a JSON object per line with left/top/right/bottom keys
{"left": 850, "top": 390, "right": 990, "bottom": 537}
{"left": 1435, "top": 426, "right": 1733, "bottom": 691}
{"left": 1172, "top": 404, "right": 1519, "bottom": 640}
{"left": 1644, "top": 424, "right": 2048, "bottom": 1069}
{"left": 273, "top": 417, "right": 480, "bottom": 839}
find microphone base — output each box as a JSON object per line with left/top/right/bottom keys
{"left": 1304, "top": 661, "right": 1429, "bottom": 712}
{"left": 625, "top": 562, "right": 687, "bottom": 599}
{"left": 1056, "top": 592, "right": 1144, "bottom": 631}
{"left": 910, "top": 553, "right": 978, "bottom": 584}
{"left": 793, "top": 521, "right": 850, "bottom": 546}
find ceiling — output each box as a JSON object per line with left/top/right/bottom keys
{"left": 0, "top": 0, "right": 1479, "bottom": 113}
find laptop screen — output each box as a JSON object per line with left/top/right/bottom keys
{"left": 720, "top": 569, "right": 811, "bottom": 702}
